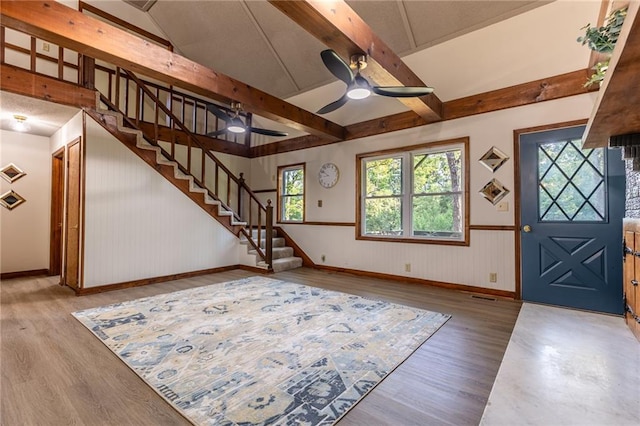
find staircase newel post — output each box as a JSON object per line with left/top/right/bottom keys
{"left": 238, "top": 173, "right": 245, "bottom": 221}
{"left": 266, "top": 199, "right": 274, "bottom": 271}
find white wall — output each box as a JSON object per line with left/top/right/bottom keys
{"left": 82, "top": 115, "right": 240, "bottom": 287}
{"left": 251, "top": 94, "right": 598, "bottom": 292}
{"left": 0, "top": 130, "right": 51, "bottom": 273}
{"left": 51, "top": 111, "right": 83, "bottom": 152}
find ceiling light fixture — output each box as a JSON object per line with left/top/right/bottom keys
{"left": 346, "top": 54, "right": 371, "bottom": 100}
{"left": 226, "top": 118, "right": 246, "bottom": 134}
{"left": 347, "top": 75, "right": 372, "bottom": 100}
{"left": 13, "top": 115, "right": 28, "bottom": 132}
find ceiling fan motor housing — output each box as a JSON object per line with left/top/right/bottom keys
{"left": 349, "top": 54, "right": 367, "bottom": 70}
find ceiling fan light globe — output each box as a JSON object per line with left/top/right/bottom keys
{"left": 227, "top": 124, "right": 246, "bottom": 134}
{"left": 347, "top": 74, "right": 372, "bottom": 99}
{"left": 347, "top": 87, "right": 371, "bottom": 100}
{"left": 227, "top": 117, "right": 246, "bottom": 133}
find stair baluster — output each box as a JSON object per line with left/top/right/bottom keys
{"left": 97, "top": 68, "right": 273, "bottom": 269}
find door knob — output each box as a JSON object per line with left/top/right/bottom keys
{"left": 523, "top": 224, "right": 532, "bottom": 233}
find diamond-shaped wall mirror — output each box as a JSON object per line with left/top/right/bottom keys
{"left": 0, "top": 163, "right": 26, "bottom": 183}
{"left": 479, "top": 147, "right": 509, "bottom": 172}
{"left": 479, "top": 179, "right": 509, "bottom": 205}
{"left": 0, "top": 190, "right": 26, "bottom": 210}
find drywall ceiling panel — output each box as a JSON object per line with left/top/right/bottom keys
{"left": 404, "top": 1, "right": 548, "bottom": 49}
{"left": 244, "top": 1, "right": 334, "bottom": 97}
{"left": 149, "top": 1, "right": 297, "bottom": 98}
{"left": 403, "top": 1, "right": 599, "bottom": 101}
{"left": 346, "top": 1, "right": 413, "bottom": 54}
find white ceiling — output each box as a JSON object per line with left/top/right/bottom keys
{"left": 143, "top": 0, "right": 548, "bottom": 99}
{"left": 0, "top": 92, "right": 79, "bottom": 137}
{"left": 0, "top": 1, "right": 600, "bottom": 140}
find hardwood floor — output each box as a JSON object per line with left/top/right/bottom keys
{"left": 1, "top": 268, "right": 521, "bottom": 425}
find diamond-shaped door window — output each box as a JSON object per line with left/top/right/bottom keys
{"left": 0, "top": 190, "right": 26, "bottom": 210}
{"left": 0, "top": 163, "right": 26, "bottom": 183}
{"left": 479, "top": 147, "right": 509, "bottom": 172}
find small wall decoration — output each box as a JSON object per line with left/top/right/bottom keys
{"left": 479, "top": 146, "right": 509, "bottom": 172}
{"left": 0, "top": 163, "right": 26, "bottom": 183}
{"left": 479, "top": 179, "right": 509, "bottom": 205}
{"left": 0, "top": 190, "right": 26, "bottom": 210}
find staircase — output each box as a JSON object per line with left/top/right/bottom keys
{"left": 241, "top": 229, "right": 303, "bottom": 272}
{"left": 87, "top": 68, "right": 302, "bottom": 272}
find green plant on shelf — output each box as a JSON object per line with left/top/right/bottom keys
{"left": 577, "top": 7, "right": 627, "bottom": 87}
{"left": 577, "top": 7, "right": 627, "bottom": 53}
{"left": 584, "top": 60, "right": 609, "bottom": 88}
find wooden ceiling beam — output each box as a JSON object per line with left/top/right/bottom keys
{"left": 0, "top": 0, "right": 345, "bottom": 142}
{"left": 250, "top": 68, "right": 595, "bottom": 157}
{"left": 269, "top": 0, "right": 443, "bottom": 122}
{"left": 0, "top": 63, "right": 96, "bottom": 109}
{"left": 443, "top": 69, "right": 596, "bottom": 120}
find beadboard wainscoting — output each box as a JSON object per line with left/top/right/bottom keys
{"left": 280, "top": 225, "right": 516, "bottom": 293}
{"left": 251, "top": 95, "right": 599, "bottom": 294}
{"left": 82, "top": 116, "right": 241, "bottom": 288}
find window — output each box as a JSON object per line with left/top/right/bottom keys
{"left": 277, "top": 163, "right": 305, "bottom": 223}
{"left": 357, "top": 138, "right": 469, "bottom": 245}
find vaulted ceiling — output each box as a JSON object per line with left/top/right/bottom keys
{"left": 1, "top": 0, "right": 600, "bottom": 149}
{"left": 142, "top": 1, "right": 547, "bottom": 100}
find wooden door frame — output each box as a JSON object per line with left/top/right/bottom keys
{"left": 63, "top": 136, "right": 83, "bottom": 290}
{"left": 513, "top": 119, "right": 588, "bottom": 300}
{"left": 49, "top": 146, "right": 65, "bottom": 279}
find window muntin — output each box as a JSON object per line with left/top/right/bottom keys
{"left": 358, "top": 139, "right": 468, "bottom": 245}
{"left": 278, "top": 164, "right": 305, "bottom": 222}
{"left": 537, "top": 139, "right": 605, "bottom": 222}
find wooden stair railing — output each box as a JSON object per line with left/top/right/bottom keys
{"left": 95, "top": 63, "right": 251, "bottom": 146}
{"left": 97, "top": 68, "right": 273, "bottom": 269}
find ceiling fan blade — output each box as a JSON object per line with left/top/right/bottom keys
{"left": 206, "top": 129, "right": 228, "bottom": 137}
{"left": 317, "top": 93, "right": 349, "bottom": 114}
{"left": 206, "top": 103, "right": 232, "bottom": 122}
{"left": 321, "top": 49, "right": 354, "bottom": 86}
{"left": 371, "top": 86, "right": 434, "bottom": 98}
{"left": 249, "top": 127, "right": 289, "bottom": 137}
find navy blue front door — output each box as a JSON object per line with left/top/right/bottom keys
{"left": 519, "top": 126, "right": 625, "bottom": 314}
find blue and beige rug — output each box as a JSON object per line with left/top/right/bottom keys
{"left": 73, "top": 276, "right": 450, "bottom": 425}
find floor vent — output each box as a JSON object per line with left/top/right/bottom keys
{"left": 471, "top": 295, "right": 497, "bottom": 301}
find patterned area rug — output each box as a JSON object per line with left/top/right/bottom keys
{"left": 73, "top": 276, "right": 450, "bottom": 425}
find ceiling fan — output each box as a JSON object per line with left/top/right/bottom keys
{"left": 206, "top": 102, "right": 288, "bottom": 137}
{"left": 317, "top": 49, "right": 434, "bottom": 114}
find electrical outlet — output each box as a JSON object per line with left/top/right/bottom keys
{"left": 318, "top": 200, "right": 323, "bottom": 207}
{"left": 405, "top": 263, "right": 411, "bottom": 272}
{"left": 489, "top": 272, "right": 497, "bottom": 283}
{"left": 43, "top": 42, "right": 50, "bottom": 52}
{"left": 321, "top": 254, "right": 326, "bottom": 263}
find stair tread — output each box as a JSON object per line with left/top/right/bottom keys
{"left": 265, "top": 256, "right": 303, "bottom": 272}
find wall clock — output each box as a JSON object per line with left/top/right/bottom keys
{"left": 318, "top": 163, "right": 339, "bottom": 188}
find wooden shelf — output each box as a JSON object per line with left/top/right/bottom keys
{"left": 583, "top": 1, "right": 640, "bottom": 148}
